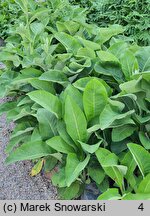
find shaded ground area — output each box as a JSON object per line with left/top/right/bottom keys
{"left": 0, "top": 98, "right": 57, "bottom": 200}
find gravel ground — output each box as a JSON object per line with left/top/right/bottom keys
{"left": 0, "top": 98, "right": 57, "bottom": 200}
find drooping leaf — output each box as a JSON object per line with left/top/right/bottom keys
{"left": 46, "top": 136, "right": 75, "bottom": 154}
{"left": 122, "top": 193, "right": 150, "bottom": 200}
{"left": 88, "top": 167, "right": 105, "bottom": 185}
{"left": 97, "top": 188, "right": 121, "bottom": 200}
{"left": 29, "top": 79, "right": 55, "bottom": 94}
{"left": 99, "top": 100, "right": 134, "bottom": 130}
{"left": 39, "top": 70, "right": 69, "bottom": 86}
{"left": 96, "top": 148, "right": 127, "bottom": 190}
{"left": 65, "top": 153, "right": 90, "bottom": 187}
{"left": 97, "top": 50, "right": 119, "bottom": 63}
{"left": 58, "top": 181, "right": 81, "bottom": 200}
{"left": 5, "top": 141, "right": 52, "bottom": 165}
{"left": 30, "top": 159, "right": 44, "bottom": 177}
{"left": 95, "top": 25, "right": 124, "bottom": 44}
{"left": 78, "top": 140, "right": 102, "bottom": 154}
{"left": 112, "top": 125, "right": 136, "bottom": 142}
{"left": 54, "top": 32, "right": 81, "bottom": 54}
{"left": 28, "top": 90, "right": 62, "bottom": 118}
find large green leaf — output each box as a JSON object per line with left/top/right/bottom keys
{"left": 78, "top": 140, "right": 102, "bottom": 154}
{"left": 28, "top": 90, "right": 62, "bottom": 118}
{"left": 127, "top": 143, "right": 150, "bottom": 177}
{"left": 64, "top": 96, "right": 87, "bottom": 142}
{"left": 97, "top": 50, "right": 119, "bottom": 63}
{"left": 39, "top": 70, "right": 69, "bottom": 86}
{"left": 96, "top": 148, "right": 127, "bottom": 190}
{"left": 97, "top": 188, "right": 121, "bottom": 200}
{"left": 29, "top": 79, "right": 55, "bottom": 94}
{"left": 46, "top": 136, "right": 75, "bottom": 154}
{"left": 58, "top": 181, "right": 81, "bottom": 200}
{"left": 63, "top": 85, "right": 83, "bottom": 110}
{"left": 112, "top": 125, "right": 136, "bottom": 142}
{"left": 88, "top": 167, "right": 105, "bottom": 185}
{"left": 65, "top": 153, "right": 90, "bottom": 187}
{"left": 57, "top": 120, "right": 76, "bottom": 151}
{"left": 36, "top": 108, "right": 58, "bottom": 140}
{"left": 73, "top": 77, "right": 112, "bottom": 96}
{"left": 83, "top": 79, "right": 108, "bottom": 121}
{"left": 139, "top": 132, "right": 150, "bottom": 150}
{"left": 120, "top": 50, "right": 139, "bottom": 80}
{"left": 137, "top": 174, "right": 150, "bottom": 194}
{"left": 136, "top": 46, "right": 150, "bottom": 72}
{"left": 5, "top": 141, "right": 52, "bottom": 165}
{"left": 54, "top": 32, "right": 81, "bottom": 54}
{"left": 95, "top": 25, "right": 124, "bottom": 44}
{"left": 120, "top": 152, "right": 136, "bottom": 181}
{"left": 99, "top": 101, "right": 134, "bottom": 130}
{"left": 122, "top": 193, "right": 150, "bottom": 200}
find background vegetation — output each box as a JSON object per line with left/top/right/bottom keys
{"left": 69, "top": 0, "right": 150, "bottom": 46}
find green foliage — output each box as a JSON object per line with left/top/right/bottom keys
{"left": 0, "top": 0, "right": 150, "bottom": 200}
{"left": 69, "top": 0, "right": 150, "bottom": 46}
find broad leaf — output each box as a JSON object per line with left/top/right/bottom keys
{"left": 120, "top": 50, "right": 139, "bottom": 80}
{"left": 5, "top": 141, "right": 52, "bottom": 165}
{"left": 28, "top": 90, "right": 62, "bottom": 118}
{"left": 36, "top": 108, "right": 58, "bottom": 140}
{"left": 127, "top": 143, "right": 150, "bottom": 177}
{"left": 39, "top": 70, "right": 69, "bottom": 86}
{"left": 96, "top": 148, "right": 127, "bottom": 190}
{"left": 122, "top": 193, "right": 150, "bottom": 200}
{"left": 137, "top": 174, "right": 150, "bottom": 194}
{"left": 64, "top": 96, "right": 87, "bottom": 142}
{"left": 65, "top": 154, "right": 90, "bottom": 187}
{"left": 83, "top": 79, "right": 108, "bottom": 121}
{"left": 58, "top": 181, "right": 81, "bottom": 200}
{"left": 139, "top": 132, "right": 150, "bottom": 149}
{"left": 88, "top": 167, "right": 105, "bottom": 184}
{"left": 78, "top": 140, "right": 102, "bottom": 154}
{"left": 112, "top": 125, "right": 136, "bottom": 142}
{"left": 99, "top": 101, "right": 134, "bottom": 130}
{"left": 46, "top": 136, "right": 75, "bottom": 154}
{"left": 97, "top": 188, "right": 121, "bottom": 200}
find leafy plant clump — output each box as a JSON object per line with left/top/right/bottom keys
{"left": 0, "top": 0, "right": 150, "bottom": 200}
{"left": 69, "top": 0, "right": 150, "bottom": 46}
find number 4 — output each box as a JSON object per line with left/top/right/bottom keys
{"left": 138, "top": 203, "right": 144, "bottom": 211}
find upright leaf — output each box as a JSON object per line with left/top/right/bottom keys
{"left": 36, "top": 108, "right": 58, "bottom": 140}
{"left": 137, "top": 174, "right": 150, "bottom": 194}
{"left": 83, "top": 79, "right": 108, "bottom": 121}
{"left": 127, "top": 143, "right": 150, "bottom": 177}
{"left": 120, "top": 50, "right": 139, "bottom": 80}
{"left": 64, "top": 96, "right": 87, "bottom": 142}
